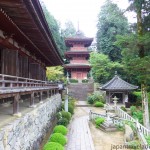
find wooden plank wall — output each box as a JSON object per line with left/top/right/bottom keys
{"left": 0, "top": 48, "right": 46, "bottom": 80}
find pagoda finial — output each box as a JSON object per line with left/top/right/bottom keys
{"left": 77, "top": 20, "right": 79, "bottom": 32}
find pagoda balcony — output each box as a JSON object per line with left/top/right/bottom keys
{"left": 0, "top": 74, "right": 60, "bottom": 115}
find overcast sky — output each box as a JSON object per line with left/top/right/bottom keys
{"left": 42, "top": 0, "right": 135, "bottom": 37}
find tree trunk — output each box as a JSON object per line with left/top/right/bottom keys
{"left": 136, "top": 1, "right": 149, "bottom": 128}
{"left": 141, "top": 83, "right": 149, "bottom": 129}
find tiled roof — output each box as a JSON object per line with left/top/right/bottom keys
{"left": 101, "top": 75, "right": 138, "bottom": 91}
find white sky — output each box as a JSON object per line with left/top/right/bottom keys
{"left": 42, "top": 0, "right": 136, "bottom": 38}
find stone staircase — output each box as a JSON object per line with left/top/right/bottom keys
{"left": 68, "top": 82, "right": 94, "bottom": 101}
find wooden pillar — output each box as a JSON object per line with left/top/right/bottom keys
{"left": 29, "top": 92, "right": 36, "bottom": 107}
{"left": 13, "top": 94, "right": 21, "bottom": 116}
{"left": 108, "top": 92, "right": 111, "bottom": 103}
{"left": 39, "top": 91, "right": 43, "bottom": 103}
{"left": 47, "top": 90, "right": 49, "bottom": 98}
{"left": 106, "top": 91, "right": 109, "bottom": 103}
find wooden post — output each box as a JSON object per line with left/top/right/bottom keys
{"left": 39, "top": 91, "right": 43, "bottom": 103}
{"left": 13, "top": 94, "right": 21, "bottom": 116}
{"left": 29, "top": 92, "right": 36, "bottom": 108}
{"left": 47, "top": 90, "right": 49, "bottom": 98}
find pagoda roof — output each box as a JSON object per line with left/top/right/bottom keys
{"left": 65, "top": 31, "right": 93, "bottom": 47}
{"left": 65, "top": 51, "right": 90, "bottom": 55}
{"left": 0, "top": 0, "right": 63, "bottom": 66}
{"left": 101, "top": 75, "right": 138, "bottom": 91}
{"left": 64, "top": 64, "right": 91, "bottom": 69}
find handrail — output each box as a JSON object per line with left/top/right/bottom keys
{"left": 0, "top": 74, "right": 58, "bottom": 90}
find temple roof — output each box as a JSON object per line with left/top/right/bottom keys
{"left": 0, "top": 0, "right": 63, "bottom": 66}
{"left": 64, "top": 64, "right": 91, "bottom": 69}
{"left": 65, "top": 31, "right": 93, "bottom": 47}
{"left": 101, "top": 75, "right": 138, "bottom": 91}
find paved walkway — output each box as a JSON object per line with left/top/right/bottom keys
{"left": 66, "top": 102, "right": 95, "bottom": 150}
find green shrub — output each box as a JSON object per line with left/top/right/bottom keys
{"left": 94, "top": 102, "right": 104, "bottom": 107}
{"left": 57, "top": 118, "right": 69, "bottom": 127}
{"left": 82, "top": 79, "right": 88, "bottom": 83}
{"left": 145, "top": 135, "right": 150, "bottom": 145}
{"left": 124, "top": 120, "right": 137, "bottom": 134}
{"left": 68, "top": 104, "right": 74, "bottom": 114}
{"left": 95, "top": 117, "right": 105, "bottom": 127}
{"left": 87, "top": 92, "right": 105, "bottom": 104}
{"left": 61, "top": 111, "right": 71, "bottom": 121}
{"left": 43, "top": 142, "right": 64, "bottom": 150}
{"left": 49, "top": 133, "right": 67, "bottom": 146}
{"left": 132, "top": 111, "right": 143, "bottom": 124}
{"left": 53, "top": 125, "right": 68, "bottom": 135}
{"left": 69, "top": 79, "right": 78, "bottom": 83}
{"left": 121, "top": 106, "right": 127, "bottom": 112}
{"left": 130, "top": 106, "right": 137, "bottom": 115}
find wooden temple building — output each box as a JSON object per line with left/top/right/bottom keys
{"left": 100, "top": 74, "right": 138, "bottom": 104}
{"left": 0, "top": 0, "right": 63, "bottom": 115}
{"left": 64, "top": 31, "right": 93, "bottom": 80}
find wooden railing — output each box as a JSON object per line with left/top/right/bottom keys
{"left": 0, "top": 74, "right": 57, "bottom": 90}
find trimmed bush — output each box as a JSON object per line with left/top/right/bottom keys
{"left": 95, "top": 117, "right": 105, "bottom": 127}
{"left": 61, "top": 111, "right": 71, "bottom": 121}
{"left": 43, "top": 142, "right": 64, "bottom": 150}
{"left": 68, "top": 104, "right": 74, "bottom": 114}
{"left": 82, "top": 79, "right": 88, "bottom": 83}
{"left": 57, "top": 118, "right": 69, "bottom": 127}
{"left": 94, "top": 102, "right": 104, "bottom": 107}
{"left": 49, "top": 133, "right": 67, "bottom": 146}
{"left": 53, "top": 125, "right": 68, "bottom": 135}
{"left": 69, "top": 79, "right": 78, "bottom": 83}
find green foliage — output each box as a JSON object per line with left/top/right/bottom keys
{"left": 69, "top": 79, "right": 78, "bottom": 83}
{"left": 145, "top": 135, "right": 150, "bottom": 145}
{"left": 43, "top": 142, "right": 64, "bottom": 150}
{"left": 57, "top": 118, "right": 69, "bottom": 127}
{"left": 82, "top": 79, "right": 88, "bottom": 83}
{"left": 96, "top": 0, "right": 129, "bottom": 61}
{"left": 124, "top": 120, "right": 137, "bottom": 134}
{"left": 130, "top": 106, "right": 137, "bottom": 115}
{"left": 53, "top": 125, "right": 68, "bottom": 135}
{"left": 95, "top": 117, "right": 105, "bottom": 127}
{"left": 60, "top": 111, "right": 71, "bottom": 121}
{"left": 94, "top": 102, "right": 104, "bottom": 107}
{"left": 41, "top": 3, "right": 66, "bottom": 57}
{"left": 61, "top": 21, "right": 76, "bottom": 38}
{"left": 132, "top": 111, "right": 143, "bottom": 124}
{"left": 120, "top": 106, "right": 127, "bottom": 112}
{"left": 87, "top": 92, "right": 105, "bottom": 104}
{"left": 89, "top": 52, "right": 125, "bottom": 83}
{"left": 115, "top": 123, "right": 124, "bottom": 131}
{"left": 68, "top": 104, "right": 74, "bottom": 115}
{"left": 46, "top": 66, "right": 64, "bottom": 81}
{"left": 127, "top": 140, "right": 141, "bottom": 150}
{"left": 49, "top": 133, "right": 67, "bottom": 146}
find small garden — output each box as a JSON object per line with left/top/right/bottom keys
{"left": 43, "top": 96, "right": 76, "bottom": 150}
{"left": 87, "top": 91, "right": 105, "bottom": 108}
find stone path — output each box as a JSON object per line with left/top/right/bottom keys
{"left": 66, "top": 101, "right": 95, "bottom": 150}
{"left": 66, "top": 101, "right": 125, "bottom": 150}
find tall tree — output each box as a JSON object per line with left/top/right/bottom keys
{"left": 116, "top": 0, "right": 150, "bottom": 128}
{"left": 41, "top": 2, "right": 66, "bottom": 57}
{"left": 89, "top": 52, "right": 125, "bottom": 83}
{"left": 96, "top": 0, "right": 129, "bottom": 62}
{"left": 61, "top": 21, "right": 76, "bottom": 38}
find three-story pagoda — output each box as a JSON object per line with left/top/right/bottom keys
{"left": 64, "top": 31, "right": 93, "bottom": 80}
